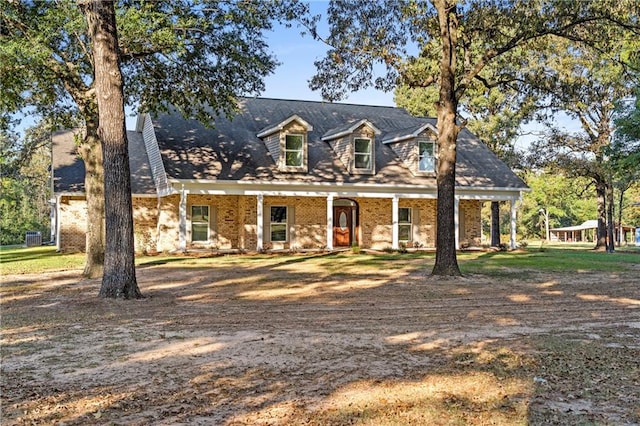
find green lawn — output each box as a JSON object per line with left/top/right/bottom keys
{"left": 1, "top": 243, "right": 638, "bottom": 276}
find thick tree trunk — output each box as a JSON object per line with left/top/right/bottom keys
{"left": 594, "top": 178, "right": 607, "bottom": 250}
{"left": 80, "top": 0, "right": 141, "bottom": 299}
{"left": 432, "top": 0, "right": 461, "bottom": 276}
{"left": 490, "top": 201, "right": 500, "bottom": 247}
{"left": 78, "top": 119, "right": 105, "bottom": 278}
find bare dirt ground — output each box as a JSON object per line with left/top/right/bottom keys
{"left": 1, "top": 254, "right": 639, "bottom": 425}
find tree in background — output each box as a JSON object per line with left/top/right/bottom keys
{"left": 1, "top": 0, "right": 308, "bottom": 278}
{"left": 309, "top": 0, "right": 638, "bottom": 275}
{"left": 0, "top": 125, "right": 52, "bottom": 245}
{"left": 518, "top": 170, "right": 596, "bottom": 240}
{"left": 528, "top": 38, "right": 638, "bottom": 251}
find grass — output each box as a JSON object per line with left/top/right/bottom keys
{"left": 459, "top": 246, "right": 640, "bottom": 275}
{"left": 1, "top": 243, "right": 638, "bottom": 276}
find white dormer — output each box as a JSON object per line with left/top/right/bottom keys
{"left": 382, "top": 123, "right": 438, "bottom": 176}
{"left": 257, "top": 115, "right": 313, "bottom": 172}
{"left": 322, "top": 119, "right": 381, "bottom": 175}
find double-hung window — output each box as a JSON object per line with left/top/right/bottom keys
{"left": 354, "top": 138, "right": 372, "bottom": 170}
{"left": 284, "top": 134, "right": 304, "bottom": 167}
{"left": 191, "top": 205, "right": 209, "bottom": 242}
{"left": 418, "top": 140, "right": 435, "bottom": 172}
{"left": 270, "top": 206, "right": 287, "bottom": 242}
{"left": 398, "top": 207, "right": 412, "bottom": 242}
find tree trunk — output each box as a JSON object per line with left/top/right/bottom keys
{"left": 78, "top": 118, "right": 105, "bottom": 278}
{"left": 617, "top": 188, "right": 624, "bottom": 246}
{"left": 606, "top": 179, "right": 615, "bottom": 253}
{"left": 594, "top": 178, "right": 607, "bottom": 250}
{"left": 80, "top": 0, "right": 141, "bottom": 299}
{"left": 490, "top": 201, "right": 500, "bottom": 247}
{"left": 432, "top": 0, "right": 462, "bottom": 276}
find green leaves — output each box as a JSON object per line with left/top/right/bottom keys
{"left": 1, "top": 0, "right": 310, "bottom": 129}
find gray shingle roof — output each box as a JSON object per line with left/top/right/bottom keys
{"left": 52, "top": 129, "right": 155, "bottom": 195}
{"left": 152, "top": 97, "right": 527, "bottom": 189}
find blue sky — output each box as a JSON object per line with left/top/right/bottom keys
{"left": 260, "top": 1, "right": 394, "bottom": 107}
{"left": 256, "top": 2, "right": 580, "bottom": 151}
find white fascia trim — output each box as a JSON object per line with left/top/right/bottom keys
{"left": 382, "top": 123, "right": 439, "bottom": 144}
{"left": 135, "top": 113, "right": 145, "bottom": 132}
{"left": 54, "top": 191, "right": 86, "bottom": 197}
{"left": 321, "top": 119, "right": 382, "bottom": 141}
{"left": 256, "top": 114, "right": 313, "bottom": 138}
{"left": 169, "top": 179, "right": 526, "bottom": 200}
{"left": 55, "top": 191, "right": 160, "bottom": 198}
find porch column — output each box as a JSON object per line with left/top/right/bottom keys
{"left": 454, "top": 197, "right": 460, "bottom": 250}
{"left": 256, "top": 193, "right": 264, "bottom": 251}
{"left": 326, "top": 194, "right": 334, "bottom": 250}
{"left": 392, "top": 195, "right": 399, "bottom": 250}
{"left": 178, "top": 185, "right": 187, "bottom": 251}
{"left": 55, "top": 195, "right": 61, "bottom": 251}
{"left": 510, "top": 199, "right": 517, "bottom": 249}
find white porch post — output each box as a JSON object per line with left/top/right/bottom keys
{"left": 454, "top": 197, "right": 460, "bottom": 250}
{"left": 326, "top": 194, "right": 334, "bottom": 250}
{"left": 178, "top": 185, "right": 187, "bottom": 251}
{"left": 55, "top": 195, "right": 61, "bottom": 251}
{"left": 256, "top": 193, "right": 264, "bottom": 251}
{"left": 392, "top": 195, "right": 399, "bottom": 250}
{"left": 510, "top": 199, "right": 517, "bottom": 249}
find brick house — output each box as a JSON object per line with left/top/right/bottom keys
{"left": 52, "top": 98, "right": 528, "bottom": 253}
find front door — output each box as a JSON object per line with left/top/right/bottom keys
{"left": 333, "top": 206, "right": 352, "bottom": 247}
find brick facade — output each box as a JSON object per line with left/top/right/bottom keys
{"left": 57, "top": 194, "right": 483, "bottom": 253}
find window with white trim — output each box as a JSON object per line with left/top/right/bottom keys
{"left": 399, "top": 207, "right": 412, "bottom": 242}
{"left": 354, "top": 138, "right": 372, "bottom": 170}
{"left": 284, "top": 134, "right": 304, "bottom": 167}
{"left": 418, "top": 140, "right": 435, "bottom": 172}
{"left": 191, "top": 205, "right": 209, "bottom": 242}
{"left": 270, "top": 206, "right": 287, "bottom": 242}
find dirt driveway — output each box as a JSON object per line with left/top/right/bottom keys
{"left": 1, "top": 253, "right": 639, "bottom": 425}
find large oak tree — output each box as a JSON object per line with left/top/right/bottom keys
{"left": 79, "top": 0, "right": 140, "bottom": 298}
{"left": 309, "top": 0, "right": 639, "bottom": 275}
{"left": 1, "top": 0, "right": 308, "bottom": 279}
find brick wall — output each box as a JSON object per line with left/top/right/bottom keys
{"left": 399, "top": 199, "right": 437, "bottom": 248}
{"left": 132, "top": 197, "right": 159, "bottom": 254}
{"left": 56, "top": 193, "right": 481, "bottom": 253}
{"left": 156, "top": 195, "right": 179, "bottom": 252}
{"left": 58, "top": 196, "right": 87, "bottom": 252}
{"left": 263, "top": 196, "right": 326, "bottom": 250}
{"left": 58, "top": 195, "right": 164, "bottom": 254}
{"left": 460, "top": 199, "right": 482, "bottom": 246}
{"left": 358, "top": 198, "right": 392, "bottom": 249}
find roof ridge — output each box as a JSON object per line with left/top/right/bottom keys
{"left": 240, "top": 96, "right": 402, "bottom": 110}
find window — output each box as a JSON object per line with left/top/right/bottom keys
{"left": 191, "top": 205, "right": 209, "bottom": 242}
{"left": 418, "top": 140, "right": 435, "bottom": 172}
{"left": 270, "top": 206, "right": 287, "bottom": 242}
{"left": 354, "top": 138, "right": 372, "bottom": 170}
{"left": 284, "top": 134, "right": 304, "bottom": 167}
{"left": 399, "top": 207, "right": 412, "bottom": 242}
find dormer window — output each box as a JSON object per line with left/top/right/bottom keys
{"left": 285, "top": 134, "right": 304, "bottom": 167}
{"left": 381, "top": 122, "right": 438, "bottom": 176}
{"left": 322, "top": 119, "right": 380, "bottom": 175}
{"left": 257, "top": 115, "right": 312, "bottom": 172}
{"left": 354, "top": 138, "right": 372, "bottom": 170}
{"left": 418, "top": 140, "right": 436, "bottom": 173}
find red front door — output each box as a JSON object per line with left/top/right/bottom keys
{"left": 333, "top": 206, "right": 352, "bottom": 247}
